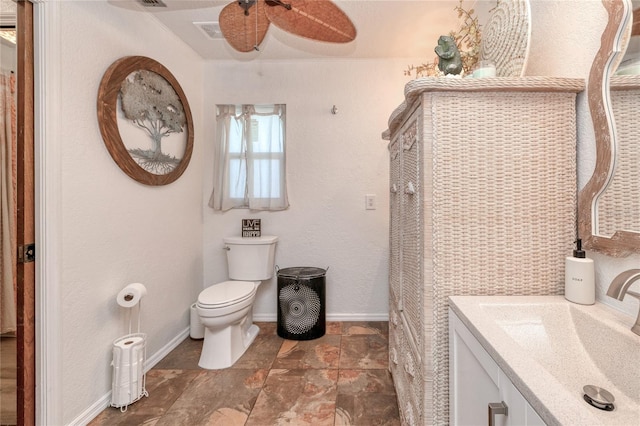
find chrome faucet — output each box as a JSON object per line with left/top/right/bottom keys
{"left": 606, "top": 269, "right": 640, "bottom": 336}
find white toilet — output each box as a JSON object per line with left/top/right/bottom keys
{"left": 196, "top": 235, "right": 278, "bottom": 369}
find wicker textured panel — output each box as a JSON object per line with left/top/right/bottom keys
{"left": 387, "top": 81, "right": 580, "bottom": 426}
{"left": 384, "top": 77, "right": 584, "bottom": 139}
{"left": 597, "top": 87, "right": 640, "bottom": 236}
{"left": 480, "top": 0, "right": 531, "bottom": 77}
{"left": 389, "top": 304, "right": 401, "bottom": 373}
{"left": 396, "top": 318, "right": 423, "bottom": 426}
{"left": 402, "top": 314, "right": 424, "bottom": 425}
{"left": 420, "top": 103, "right": 436, "bottom": 426}
{"left": 401, "top": 120, "right": 424, "bottom": 355}
{"left": 389, "top": 319, "right": 411, "bottom": 424}
{"left": 430, "top": 91, "right": 576, "bottom": 424}
{"left": 219, "top": 1, "right": 270, "bottom": 53}
{"left": 264, "top": 0, "right": 356, "bottom": 43}
{"left": 390, "top": 138, "right": 402, "bottom": 309}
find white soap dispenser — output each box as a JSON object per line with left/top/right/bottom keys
{"left": 564, "top": 239, "right": 595, "bottom": 305}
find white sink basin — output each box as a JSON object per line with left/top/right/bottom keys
{"left": 449, "top": 296, "right": 640, "bottom": 425}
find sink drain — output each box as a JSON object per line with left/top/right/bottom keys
{"left": 583, "top": 385, "right": 615, "bottom": 411}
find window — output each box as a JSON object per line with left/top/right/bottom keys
{"left": 209, "top": 104, "right": 289, "bottom": 211}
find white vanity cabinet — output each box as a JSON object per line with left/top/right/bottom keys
{"left": 449, "top": 309, "right": 545, "bottom": 426}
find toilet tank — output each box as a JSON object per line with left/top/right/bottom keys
{"left": 224, "top": 235, "right": 278, "bottom": 281}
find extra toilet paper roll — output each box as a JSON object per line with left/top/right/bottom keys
{"left": 116, "top": 283, "right": 147, "bottom": 308}
{"left": 113, "top": 335, "right": 145, "bottom": 383}
{"left": 114, "top": 335, "right": 145, "bottom": 364}
{"left": 111, "top": 333, "right": 147, "bottom": 407}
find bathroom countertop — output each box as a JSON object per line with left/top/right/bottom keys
{"left": 449, "top": 295, "right": 640, "bottom": 426}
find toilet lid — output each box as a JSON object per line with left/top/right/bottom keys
{"left": 198, "top": 281, "right": 257, "bottom": 308}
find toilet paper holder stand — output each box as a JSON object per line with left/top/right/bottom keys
{"left": 111, "top": 284, "right": 149, "bottom": 411}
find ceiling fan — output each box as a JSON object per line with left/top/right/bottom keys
{"left": 218, "top": 0, "right": 357, "bottom": 52}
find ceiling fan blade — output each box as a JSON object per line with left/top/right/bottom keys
{"left": 219, "top": 0, "right": 270, "bottom": 52}
{"left": 264, "top": 0, "right": 356, "bottom": 44}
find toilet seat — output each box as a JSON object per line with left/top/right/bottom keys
{"left": 197, "top": 281, "right": 257, "bottom": 309}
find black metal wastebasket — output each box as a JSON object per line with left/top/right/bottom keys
{"left": 277, "top": 266, "right": 326, "bottom": 340}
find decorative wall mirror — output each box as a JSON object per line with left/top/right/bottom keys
{"left": 579, "top": 0, "right": 640, "bottom": 256}
{"left": 97, "top": 56, "right": 194, "bottom": 186}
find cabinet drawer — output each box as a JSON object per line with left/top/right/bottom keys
{"left": 390, "top": 319, "right": 423, "bottom": 426}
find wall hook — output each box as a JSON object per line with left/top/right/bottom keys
{"left": 331, "top": 105, "right": 338, "bottom": 115}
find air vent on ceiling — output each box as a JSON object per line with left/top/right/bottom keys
{"left": 194, "top": 21, "right": 223, "bottom": 40}
{"left": 137, "top": 0, "right": 167, "bottom": 7}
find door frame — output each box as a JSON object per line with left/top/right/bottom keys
{"left": 22, "top": 0, "right": 63, "bottom": 424}
{"left": 16, "top": 1, "right": 35, "bottom": 425}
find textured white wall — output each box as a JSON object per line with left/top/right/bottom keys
{"left": 56, "top": 1, "right": 204, "bottom": 423}
{"left": 201, "top": 59, "right": 416, "bottom": 320}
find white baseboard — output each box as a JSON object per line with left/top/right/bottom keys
{"left": 253, "top": 313, "right": 389, "bottom": 322}
{"left": 67, "top": 392, "right": 112, "bottom": 426}
{"left": 68, "top": 328, "right": 190, "bottom": 426}
{"left": 326, "top": 313, "right": 389, "bottom": 322}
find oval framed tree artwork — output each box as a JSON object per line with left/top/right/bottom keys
{"left": 97, "top": 56, "right": 194, "bottom": 185}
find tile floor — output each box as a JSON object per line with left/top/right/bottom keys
{"left": 0, "top": 335, "right": 17, "bottom": 426}
{"left": 89, "top": 321, "right": 400, "bottom": 425}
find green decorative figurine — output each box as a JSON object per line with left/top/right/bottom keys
{"left": 435, "top": 35, "right": 463, "bottom": 76}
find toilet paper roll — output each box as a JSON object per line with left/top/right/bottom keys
{"left": 114, "top": 336, "right": 145, "bottom": 366}
{"left": 116, "top": 283, "right": 147, "bottom": 308}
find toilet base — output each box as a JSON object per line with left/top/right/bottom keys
{"left": 198, "top": 318, "right": 260, "bottom": 370}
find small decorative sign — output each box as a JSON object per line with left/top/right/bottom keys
{"left": 242, "top": 219, "right": 261, "bottom": 237}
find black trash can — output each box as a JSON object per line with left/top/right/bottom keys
{"left": 277, "top": 266, "right": 327, "bottom": 340}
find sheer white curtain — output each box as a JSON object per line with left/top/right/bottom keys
{"left": 0, "top": 71, "right": 17, "bottom": 334}
{"left": 209, "top": 104, "right": 288, "bottom": 211}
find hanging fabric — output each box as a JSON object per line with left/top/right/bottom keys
{"left": 209, "top": 104, "right": 288, "bottom": 211}
{"left": 0, "top": 71, "right": 17, "bottom": 334}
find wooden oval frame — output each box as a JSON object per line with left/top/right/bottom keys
{"left": 97, "top": 56, "right": 194, "bottom": 185}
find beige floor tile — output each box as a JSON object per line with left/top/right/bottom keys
{"left": 246, "top": 369, "right": 338, "bottom": 426}
{"left": 339, "top": 334, "right": 388, "bottom": 369}
{"left": 154, "top": 369, "right": 267, "bottom": 426}
{"left": 88, "top": 369, "right": 201, "bottom": 426}
{"left": 273, "top": 335, "right": 341, "bottom": 369}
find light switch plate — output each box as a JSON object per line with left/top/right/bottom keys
{"left": 365, "top": 194, "right": 376, "bottom": 210}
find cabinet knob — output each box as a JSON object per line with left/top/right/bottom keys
{"left": 390, "top": 348, "right": 398, "bottom": 365}
{"left": 404, "top": 359, "right": 416, "bottom": 378}
{"left": 488, "top": 401, "right": 508, "bottom": 426}
{"left": 405, "top": 182, "right": 416, "bottom": 194}
{"left": 390, "top": 311, "right": 398, "bottom": 326}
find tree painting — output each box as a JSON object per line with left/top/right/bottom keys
{"left": 120, "top": 70, "right": 186, "bottom": 175}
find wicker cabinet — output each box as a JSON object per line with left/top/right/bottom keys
{"left": 384, "top": 78, "right": 584, "bottom": 425}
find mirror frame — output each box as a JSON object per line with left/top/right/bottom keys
{"left": 579, "top": 0, "right": 640, "bottom": 256}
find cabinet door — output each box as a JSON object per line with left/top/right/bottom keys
{"left": 449, "top": 310, "right": 500, "bottom": 425}
{"left": 450, "top": 310, "right": 547, "bottom": 426}
{"left": 389, "top": 137, "right": 401, "bottom": 312}
{"left": 399, "top": 109, "right": 423, "bottom": 353}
